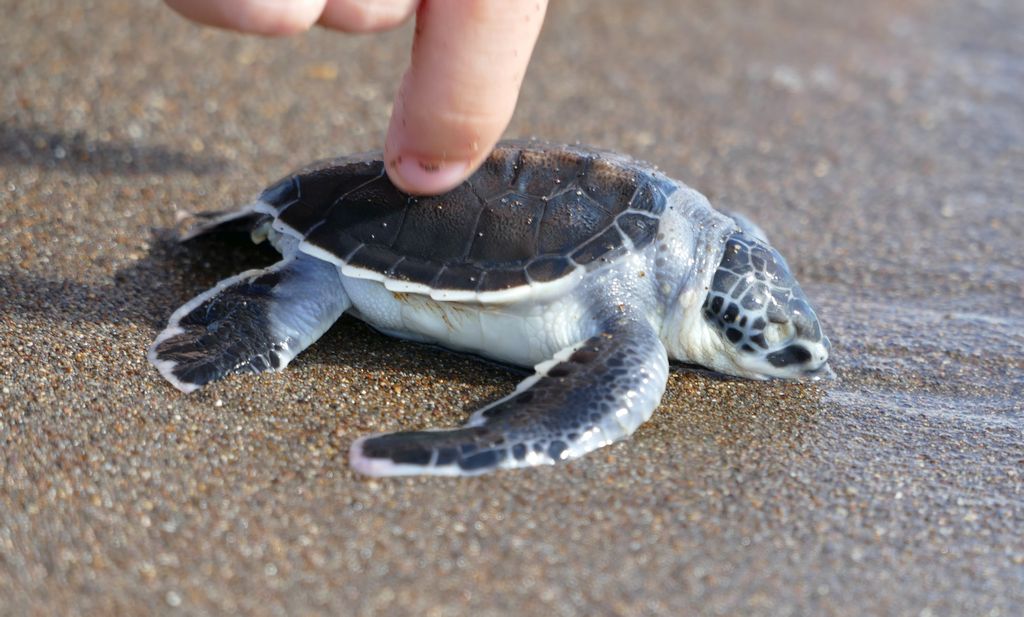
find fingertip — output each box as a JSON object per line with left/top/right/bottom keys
{"left": 384, "top": 97, "right": 491, "bottom": 194}
{"left": 384, "top": 75, "right": 505, "bottom": 196}
{"left": 379, "top": 0, "right": 547, "bottom": 195}
{"left": 386, "top": 155, "right": 472, "bottom": 196}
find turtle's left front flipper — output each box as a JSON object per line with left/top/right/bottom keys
{"left": 350, "top": 319, "right": 669, "bottom": 477}
{"left": 149, "top": 253, "right": 350, "bottom": 393}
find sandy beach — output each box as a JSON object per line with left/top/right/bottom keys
{"left": 2, "top": 0, "right": 1021, "bottom": 614}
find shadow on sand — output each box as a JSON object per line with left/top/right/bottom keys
{"left": 0, "top": 121, "right": 228, "bottom": 176}
{"left": 0, "top": 230, "right": 523, "bottom": 393}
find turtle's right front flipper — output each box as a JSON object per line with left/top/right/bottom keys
{"left": 349, "top": 319, "right": 669, "bottom": 477}
{"left": 149, "top": 253, "right": 349, "bottom": 393}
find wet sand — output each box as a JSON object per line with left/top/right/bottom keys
{"left": 2, "top": 0, "right": 1022, "bottom": 615}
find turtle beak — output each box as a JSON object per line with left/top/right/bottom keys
{"left": 802, "top": 335, "right": 832, "bottom": 379}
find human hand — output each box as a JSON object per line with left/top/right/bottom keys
{"left": 164, "top": 0, "right": 548, "bottom": 195}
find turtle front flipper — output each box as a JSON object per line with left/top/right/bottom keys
{"left": 149, "top": 253, "right": 350, "bottom": 393}
{"left": 349, "top": 320, "right": 669, "bottom": 477}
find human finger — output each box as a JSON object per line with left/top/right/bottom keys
{"left": 384, "top": 0, "right": 548, "bottom": 195}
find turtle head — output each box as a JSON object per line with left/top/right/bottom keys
{"left": 698, "top": 231, "right": 830, "bottom": 379}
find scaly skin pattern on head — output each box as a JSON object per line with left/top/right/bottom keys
{"left": 701, "top": 231, "right": 830, "bottom": 378}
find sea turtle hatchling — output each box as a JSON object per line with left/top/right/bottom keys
{"left": 149, "top": 141, "right": 830, "bottom": 477}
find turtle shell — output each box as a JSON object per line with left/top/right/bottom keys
{"left": 258, "top": 141, "right": 678, "bottom": 296}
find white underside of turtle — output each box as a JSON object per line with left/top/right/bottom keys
{"left": 149, "top": 141, "right": 830, "bottom": 477}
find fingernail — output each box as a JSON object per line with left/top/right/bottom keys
{"left": 394, "top": 157, "right": 470, "bottom": 195}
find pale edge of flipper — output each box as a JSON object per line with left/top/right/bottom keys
{"left": 148, "top": 268, "right": 268, "bottom": 393}
{"left": 148, "top": 253, "right": 350, "bottom": 393}
{"left": 349, "top": 321, "right": 669, "bottom": 477}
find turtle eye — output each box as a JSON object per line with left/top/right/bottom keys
{"left": 763, "top": 322, "right": 795, "bottom": 346}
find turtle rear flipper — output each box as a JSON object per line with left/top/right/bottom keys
{"left": 177, "top": 207, "right": 267, "bottom": 241}
{"left": 149, "top": 253, "right": 350, "bottom": 393}
{"left": 349, "top": 320, "right": 669, "bottom": 476}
